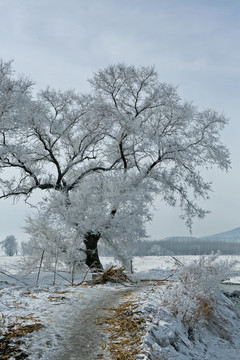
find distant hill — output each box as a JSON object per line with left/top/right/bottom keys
{"left": 160, "top": 227, "right": 240, "bottom": 243}
{"left": 200, "top": 227, "right": 240, "bottom": 243}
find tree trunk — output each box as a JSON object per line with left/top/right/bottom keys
{"left": 84, "top": 232, "right": 103, "bottom": 272}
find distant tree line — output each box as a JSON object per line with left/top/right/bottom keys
{"left": 154, "top": 239, "right": 240, "bottom": 255}
{"left": 100, "top": 238, "right": 240, "bottom": 256}
{"left": 3, "top": 237, "right": 238, "bottom": 258}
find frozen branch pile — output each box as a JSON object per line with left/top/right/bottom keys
{"left": 90, "top": 266, "right": 133, "bottom": 284}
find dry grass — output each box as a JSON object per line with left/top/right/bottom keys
{"left": 196, "top": 299, "right": 214, "bottom": 319}
{"left": 99, "top": 294, "right": 146, "bottom": 360}
{"left": 0, "top": 314, "right": 43, "bottom": 359}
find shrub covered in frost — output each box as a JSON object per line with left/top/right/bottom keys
{"left": 164, "top": 253, "right": 236, "bottom": 326}
{"left": 143, "top": 254, "right": 240, "bottom": 359}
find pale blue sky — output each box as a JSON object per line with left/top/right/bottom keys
{"left": 0, "top": 0, "right": 239, "bottom": 241}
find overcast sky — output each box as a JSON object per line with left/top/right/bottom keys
{"left": 0, "top": 0, "right": 239, "bottom": 241}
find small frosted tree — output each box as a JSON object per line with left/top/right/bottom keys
{"left": 25, "top": 172, "right": 150, "bottom": 270}
{"left": 0, "top": 60, "right": 231, "bottom": 269}
{"left": 25, "top": 210, "right": 86, "bottom": 269}
{"left": 1, "top": 235, "right": 18, "bottom": 256}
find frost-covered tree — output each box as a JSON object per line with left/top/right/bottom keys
{"left": 0, "top": 60, "right": 230, "bottom": 269}
{"left": 25, "top": 172, "right": 150, "bottom": 270}
{"left": 1, "top": 235, "right": 18, "bottom": 256}
{"left": 24, "top": 211, "right": 82, "bottom": 283}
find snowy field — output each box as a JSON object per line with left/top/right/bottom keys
{"left": 0, "top": 254, "right": 240, "bottom": 359}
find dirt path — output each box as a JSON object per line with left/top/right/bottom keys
{"left": 51, "top": 285, "right": 143, "bottom": 360}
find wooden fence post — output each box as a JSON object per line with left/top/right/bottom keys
{"left": 36, "top": 250, "right": 45, "bottom": 287}
{"left": 130, "top": 259, "right": 133, "bottom": 274}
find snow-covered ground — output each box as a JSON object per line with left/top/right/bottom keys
{"left": 0, "top": 254, "right": 240, "bottom": 359}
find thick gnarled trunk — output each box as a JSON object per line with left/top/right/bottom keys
{"left": 84, "top": 231, "right": 103, "bottom": 272}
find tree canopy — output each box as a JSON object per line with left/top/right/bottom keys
{"left": 0, "top": 60, "right": 230, "bottom": 268}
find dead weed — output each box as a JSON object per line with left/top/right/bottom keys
{"left": 99, "top": 294, "right": 146, "bottom": 359}
{"left": 0, "top": 314, "right": 43, "bottom": 359}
